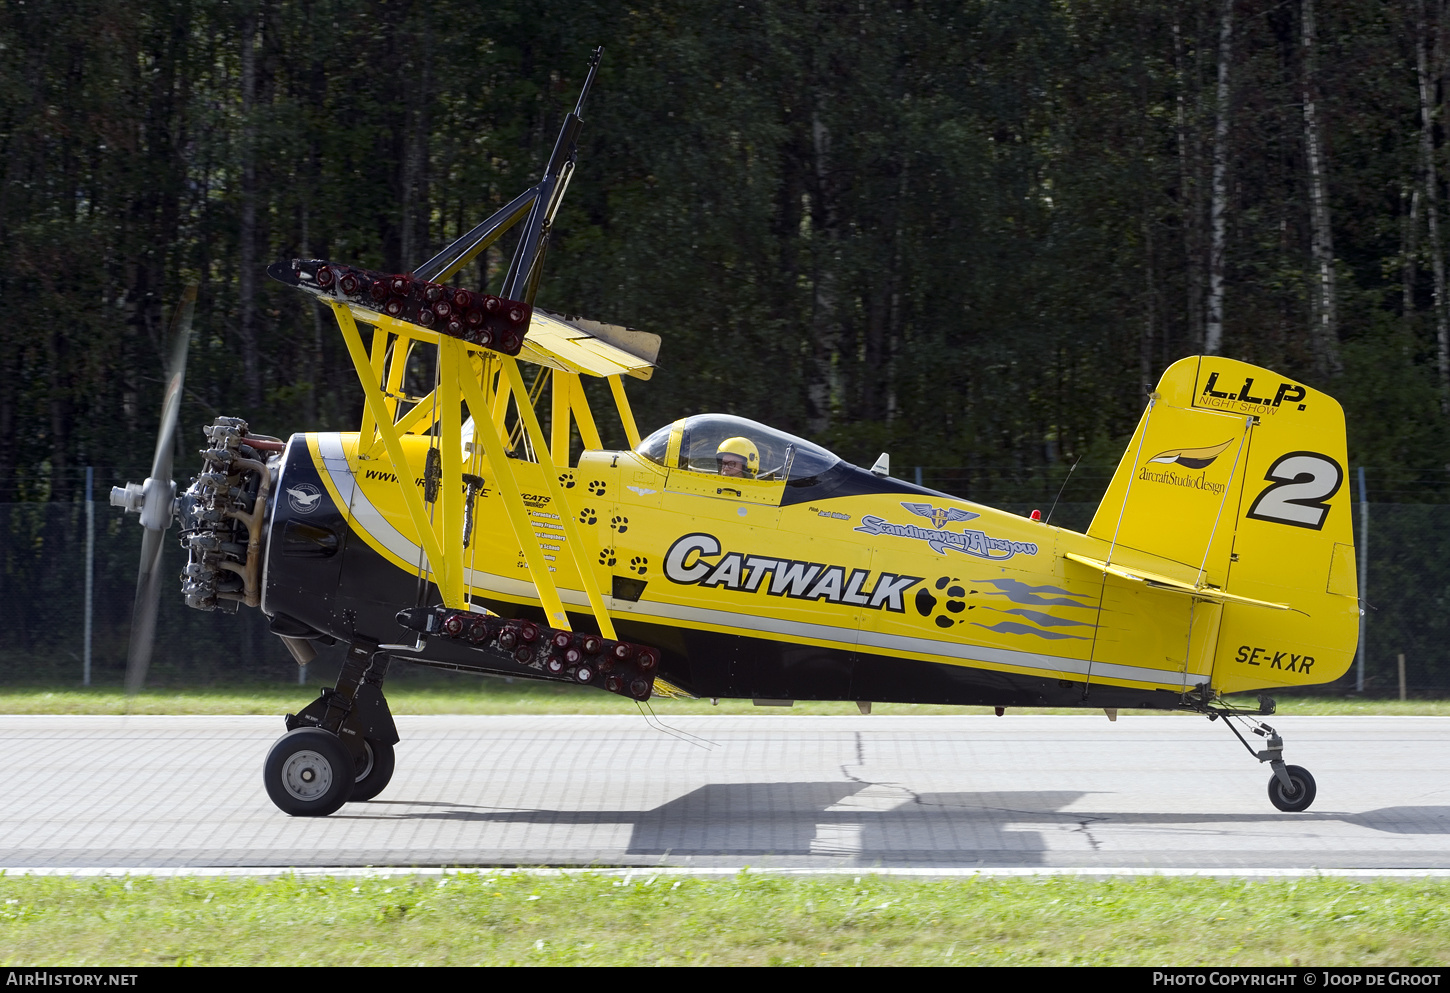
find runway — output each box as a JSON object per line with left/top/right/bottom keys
{"left": 3, "top": 714, "right": 1447, "bottom": 870}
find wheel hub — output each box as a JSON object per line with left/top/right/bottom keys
{"left": 280, "top": 749, "right": 333, "bottom": 800}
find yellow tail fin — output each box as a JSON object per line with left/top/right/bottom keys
{"left": 1088, "top": 357, "right": 1358, "bottom": 694}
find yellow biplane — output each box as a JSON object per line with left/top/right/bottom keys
{"left": 114, "top": 50, "right": 1358, "bottom": 817}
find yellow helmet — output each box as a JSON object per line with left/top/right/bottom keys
{"left": 717, "top": 436, "right": 759, "bottom": 476}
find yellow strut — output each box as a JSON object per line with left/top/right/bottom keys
{"left": 448, "top": 340, "right": 577, "bottom": 631}
{"left": 332, "top": 302, "right": 461, "bottom": 607}
{"left": 497, "top": 354, "right": 617, "bottom": 640}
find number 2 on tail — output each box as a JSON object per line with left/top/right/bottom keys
{"left": 1245, "top": 451, "right": 1343, "bottom": 530}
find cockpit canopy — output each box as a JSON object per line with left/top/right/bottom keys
{"left": 635, "top": 414, "right": 841, "bottom": 482}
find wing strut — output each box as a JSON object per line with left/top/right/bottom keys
{"left": 452, "top": 343, "right": 618, "bottom": 640}
{"left": 330, "top": 300, "right": 619, "bottom": 639}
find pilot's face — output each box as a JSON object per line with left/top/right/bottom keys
{"left": 720, "top": 455, "right": 747, "bottom": 477}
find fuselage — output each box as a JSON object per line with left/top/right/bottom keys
{"left": 261, "top": 397, "right": 1356, "bottom": 709}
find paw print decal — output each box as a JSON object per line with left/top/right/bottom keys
{"left": 588, "top": 479, "right": 607, "bottom": 495}
{"left": 629, "top": 556, "right": 648, "bottom": 575}
{"left": 915, "top": 576, "right": 975, "bottom": 629}
{"left": 578, "top": 508, "right": 598, "bottom": 525}
{"left": 598, "top": 547, "right": 617, "bottom": 567}
{"left": 610, "top": 515, "right": 629, "bottom": 533}
{"left": 558, "top": 471, "right": 576, "bottom": 488}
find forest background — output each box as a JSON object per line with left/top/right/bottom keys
{"left": 4, "top": 0, "right": 1450, "bottom": 689}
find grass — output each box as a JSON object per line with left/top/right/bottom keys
{"left": 2, "top": 871, "right": 1448, "bottom": 966}
{"left": 0, "top": 679, "right": 1445, "bottom": 716}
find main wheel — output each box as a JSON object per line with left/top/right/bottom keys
{"left": 264, "top": 728, "right": 355, "bottom": 816}
{"left": 349, "top": 738, "right": 396, "bottom": 802}
{"left": 1267, "top": 764, "right": 1317, "bottom": 812}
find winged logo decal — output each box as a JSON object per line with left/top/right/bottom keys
{"left": 902, "top": 502, "right": 979, "bottom": 530}
{"left": 286, "top": 484, "right": 324, "bottom": 514}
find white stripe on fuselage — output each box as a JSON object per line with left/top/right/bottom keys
{"left": 312, "top": 432, "right": 1204, "bottom": 692}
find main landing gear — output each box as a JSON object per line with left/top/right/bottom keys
{"left": 1205, "top": 695, "right": 1318, "bottom": 812}
{"left": 263, "top": 639, "right": 399, "bottom": 816}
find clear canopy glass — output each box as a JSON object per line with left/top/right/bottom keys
{"left": 635, "top": 414, "right": 841, "bottom": 482}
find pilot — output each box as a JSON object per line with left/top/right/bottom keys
{"left": 717, "top": 437, "right": 759, "bottom": 478}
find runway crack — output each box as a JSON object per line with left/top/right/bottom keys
{"left": 837, "top": 731, "right": 922, "bottom": 806}
{"left": 1074, "top": 816, "right": 1109, "bottom": 851}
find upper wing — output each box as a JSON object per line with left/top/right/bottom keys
{"left": 517, "top": 310, "right": 661, "bottom": 381}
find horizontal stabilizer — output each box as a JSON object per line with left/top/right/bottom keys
{"left": 1064, "top": 553, "right": 1289, "bottom": 610}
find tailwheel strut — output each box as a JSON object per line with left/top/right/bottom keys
{"left": 1206, "top": 698, "right": 1317, "bottom": 813}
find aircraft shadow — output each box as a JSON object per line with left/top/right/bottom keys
{"left": 340, "top": 783, "right": 1450, "bottom": 863}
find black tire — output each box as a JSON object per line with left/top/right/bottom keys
{"left": 263, "top": 728, "right": 355, "bottom": 816}
{"left": 1267, "top": 764, "right": 1317, "bottom": 812}
{"left": 349, "top": 738, "right": 396, "bottom": 802}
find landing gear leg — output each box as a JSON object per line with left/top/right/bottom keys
{"left": 266, "top": 638, "right": 401, "bottom": 815}
{"left": 1206, "top": 697, "right": 1318, "bottom": 812}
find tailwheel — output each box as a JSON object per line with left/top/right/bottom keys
{"left": 264, "top": 728, "right": 354, "bottom": 816}
{"left": 349, "top": 738, "right": 396, "bottom": 802}
{"left": 1205, "top": 697, "right": 1318, "bottom": 813}
{"left": 1267, "top": 764, "right": 1317, "bottom": 813}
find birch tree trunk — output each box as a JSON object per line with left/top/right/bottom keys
{"left": 1143, "top": 210, "right": 1156, "bottom": 395}
{"left": 401, "top": 20, "right": 431, "bottom": 268}
{"left": 238, "top": 3, "right": 261, "bottom": 408}
{"left": 1205, "top": 0, "right": 1233, "bottom": 356}
{"left": 1142, "top": 15, "right": 1158, "bottom": 394}
{"left": 1174, "top": 17, "right": 1205, "bottom": 364}
{"left": 806, "top": 105, "right": 841, "bottom": 436}
{"left": 1405, "top": 185, "right": 1421, "bottom": 322}
{"left": 1302, "top": 0, "right": 1342, "bottom": 379}
{"left": 1417, "top": 0, "right": 1450, "bottom": 409}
